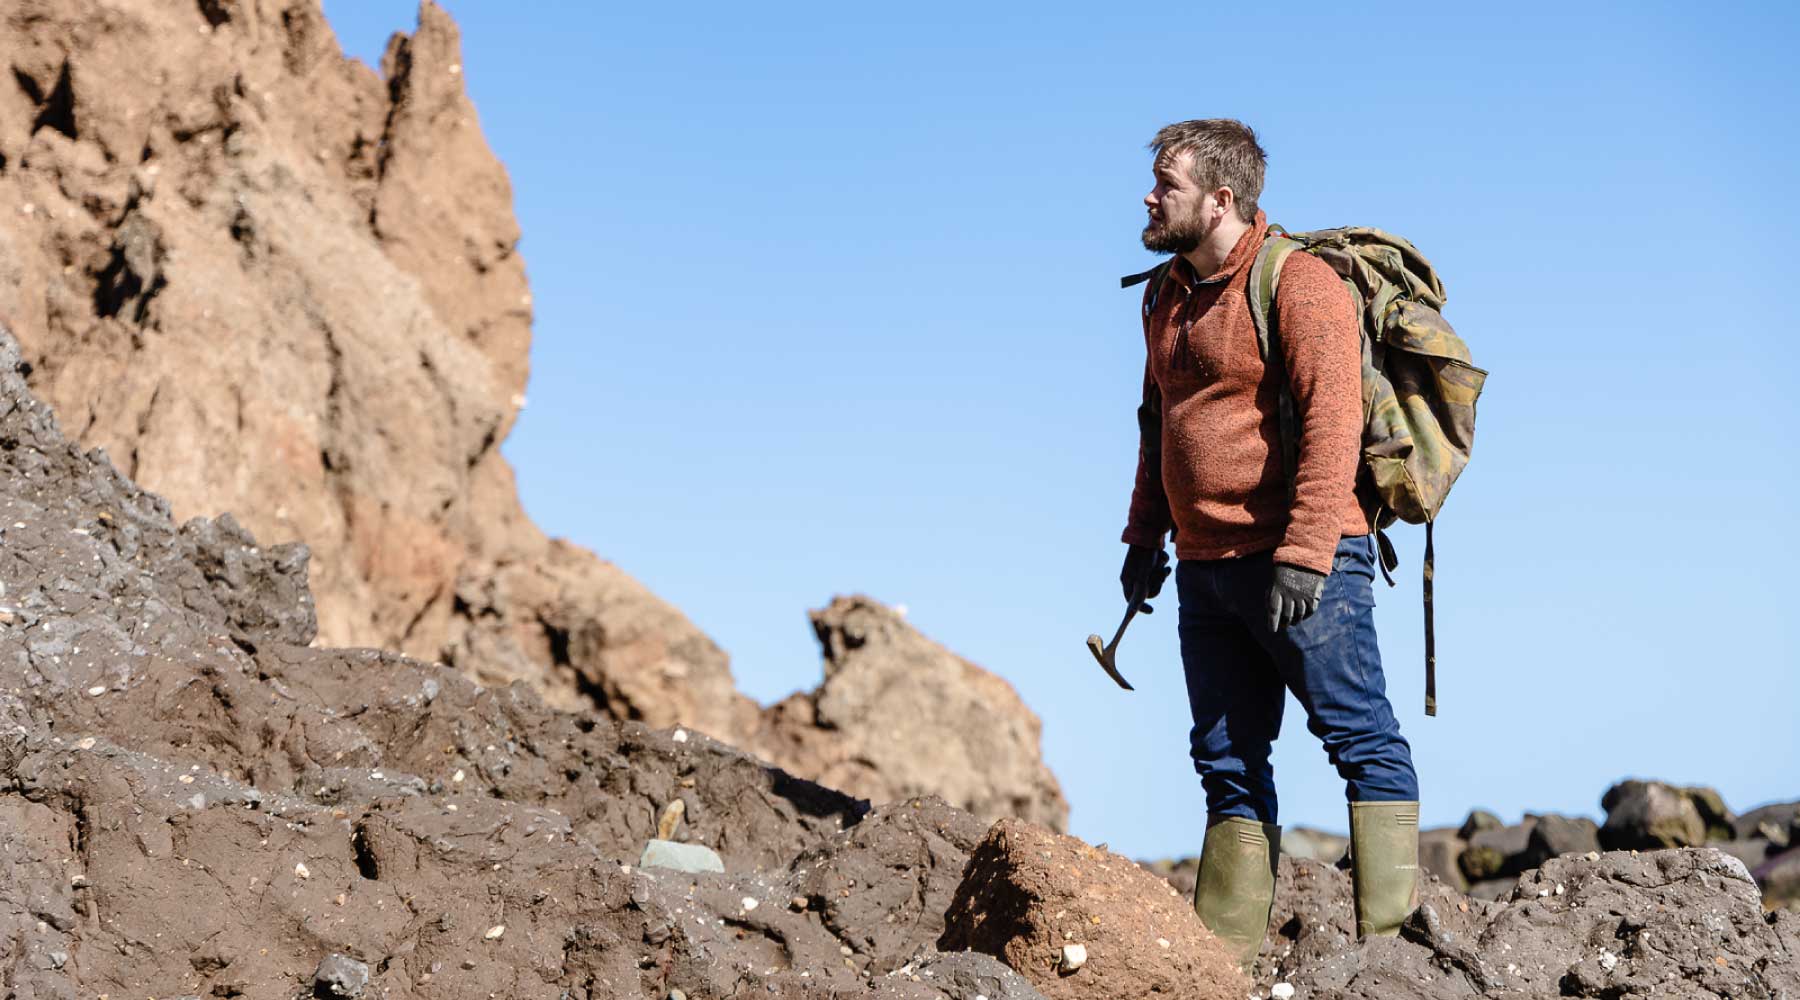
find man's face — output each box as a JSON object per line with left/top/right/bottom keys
{"left": 1142, "top": 149, "right": 1221, "bottom": 255}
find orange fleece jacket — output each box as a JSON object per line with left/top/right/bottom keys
{"left": 1122, "top": 212, "right": 1368, "bottom": 574}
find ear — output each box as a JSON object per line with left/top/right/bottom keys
{"left": 1212, "top": 186, "right": 1236, "bottom": 220}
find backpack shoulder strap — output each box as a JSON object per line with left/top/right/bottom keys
{"left": 1245, "top": 230, "right": 1306, "bottom": 492}
{"left": 1245, "top": 230, "right": 1304, "bottom": 360}
{"left": 1121, "top": 260, "right": 1175, "bottom": 317}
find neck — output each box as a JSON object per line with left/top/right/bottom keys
{"left": 1179, "top": 214, "right": 1252, "bottom": 278}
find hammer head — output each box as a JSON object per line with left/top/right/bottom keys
{"left": 1085, "top": 634, "right": 1135, "bottom": 691}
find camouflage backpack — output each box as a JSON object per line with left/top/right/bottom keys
{"left": 1125, "top": 226, "right": 1485, "bottom": 715}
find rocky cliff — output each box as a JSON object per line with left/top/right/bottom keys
{"left": 0, "top": 0, "right": 1065, "bottom": 831}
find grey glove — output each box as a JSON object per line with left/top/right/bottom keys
{"left": 1120, "top": 543, "right": 1171, "bottom": 614}
{"left": 1267, "top": 563, "right": 1326, "bottom": 631}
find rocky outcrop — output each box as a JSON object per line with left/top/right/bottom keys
{"left": 1601, "top": 779, "right": 1723, "bottom": 850}
{"left": 1257, "top": 850, "right": 1800, "bottom": 998}
{"left": 0, "top": 0, "right": 1067, "bottom": 830}
{"left": 1411, "top": 786, "right": 1793, "bottom": 905}
{"left": 0, "top": 0, "right": 756, "bottom": 738}
{"left": 755, "top": 597, "right": 1069, "bottom": 831}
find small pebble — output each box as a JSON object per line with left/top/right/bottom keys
{"left": 453, "top": 769, "right": 465, "bottom": 784}
{"left": 789, "top": 896, "right": 807, "bottom": 911}
{"left": 1058, "top": 943, "right": 1087, "bottom": 973}
{"left": 74, "top": 737, "right": 95, "bottom": 750}
{"left": 484, "top": 924, "right": 505, "bottom": 940}
{"left": 294, "top": 862, "right": 310, "bottom": 879}
{"left": 740, "top": 897, "right": 758, "bottom": 912}
{"left": 671, "top": 729, "right": 688, "bottom": 743}
{"left": 1271, "top": 984, "right": 1296, "bottom": 1000}
{"left": 86, "top": 686, "right": 106, "bottom": 696}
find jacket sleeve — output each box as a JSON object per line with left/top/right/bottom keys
{"left": 1121, "top": 358, "right": 1172, "bottom": 546}
{"left": 1270, "top": 252, "right": 1362, "bottom": 574}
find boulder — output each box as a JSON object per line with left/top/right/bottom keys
{"left": 1251, "top": 855, "right": 1478, "bottom": 986}
{"left": 1715, "top": 838, "right": 1774, "bottom": 873}
{"left": 1517, "top": 813, "right": 1600, "bottom": 869}
{"left": 1683, "top": 784, "right": 1736, "bottom": 841}
{"left": 1417, "top": 828, "right": 1468, "bottom": 892}
{"left": 1457, "top": 808, "right": 1503, "bottom": 841}
{"left": 1261, "top": 848, "right": 1800, "bottom": 998}
{"left": 1280, "top": 826, "right": 1350, "bottom": 864}
{"left": 1458, "top": 818, "right": 1535, "bottom": 882}
{"left": 790, "top": 796, "right": 988, "bottom": 975}
{"left": 940, "top": 818, "right": 1247, "bottom": 1000}
{"left": 1736, "top": 799, "right": 1800, "bottom": 848}
{"left": 755, "top": 596, "right": 1068, "bottom": 830}
{"left": 1466, "top": 877, "right": 1515, "bottom": 901}
{"left": 1755, "top": 846, "right": 1800, "bottom": 910}
{"left": 1600, "top": 780, "right": 1706, "bottom": 850}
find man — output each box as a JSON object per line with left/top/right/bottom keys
{"left": 1118, "top": 119, "right": 1420, "bottom": 970}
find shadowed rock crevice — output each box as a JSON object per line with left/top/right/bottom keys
{"left": 24, "top": 61, "right": 77, "bottom": 140}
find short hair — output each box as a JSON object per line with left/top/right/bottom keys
{"left": 1148, "top": 119, "right": 1266, "bottom": 223}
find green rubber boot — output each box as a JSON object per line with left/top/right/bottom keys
{"left": 1192, "top": 816, "right": 1280, "bottom": 972}
{"left": 1349, "top": 800, "right": 1421, "bottom": 938}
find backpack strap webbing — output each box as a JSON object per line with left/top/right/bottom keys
{"left": 1423, "top": 519, "right": 1437, "bottom": 716}
{"left": 1121, "top": 260, "right": 1175, "bottom": 318}
{"left": 1245, "top": 234, "right": 1305, "bottom": 493}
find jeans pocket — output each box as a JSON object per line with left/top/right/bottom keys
{"left": 1332, "top": 536, "right": 1379, "bottom": 595}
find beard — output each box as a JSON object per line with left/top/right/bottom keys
{"left": 1141, "top": 208, "right": 1212, "bottom": 255}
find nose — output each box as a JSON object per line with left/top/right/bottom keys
{"left": 1144, "top": 189, "right": 1158, "bottom": 210}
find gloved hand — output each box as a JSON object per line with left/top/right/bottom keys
{"left": 1120, "top": 543, "right": 1171, "bottom": 614}
{"left": 1267, "top": 563, "right": 1326, "bottom": 631}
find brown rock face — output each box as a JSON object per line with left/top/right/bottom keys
{"left": 0, "top": 0, "right": 756, "bottom": 739}
{"left": 0, "top": 0, "right": 1070, "bottom": 829}
{"left": 940, "top": 817, "right": 1248, "bottom": 1000}
{"left": 756, "top": 596, "right": 1069, "bottom": 830}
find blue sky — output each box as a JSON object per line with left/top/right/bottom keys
{"left": 320, "top": 1, "right": 1798, "bottom": 857}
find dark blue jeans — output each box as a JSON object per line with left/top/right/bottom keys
{"left": 1176, "top": 534, "right": 1417, "bottom": 824}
